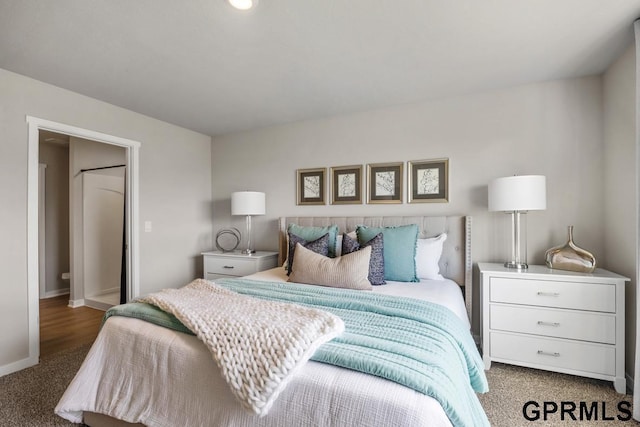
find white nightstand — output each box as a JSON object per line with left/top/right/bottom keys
{"left": 202, "top": 251, "right": 279, "bottom": 280}
{"left": 478, "top": 262, "right": 629, "bottom": 393}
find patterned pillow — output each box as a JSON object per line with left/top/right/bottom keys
{"left": 287, "top": 224, "right": 339, "bottom": 257}
{"left": 288, "top": 243, "right": 373, "bottom": 290}
{"left": 287, "top": 232, "right": 330, "bottom": 275}
{"left": 342, "top": 233, "right": 385, "bottom": 285}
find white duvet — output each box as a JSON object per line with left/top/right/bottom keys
{"left": 56, "top": 269, "right": 470, "bottom": 427}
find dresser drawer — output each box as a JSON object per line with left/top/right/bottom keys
{"left": 490, "top": 332, "right": 615, "bottom": 376}
{"left": 490, "top": 304, "right": 615, "bottom": 344}
{"left": 204, "top": 257, "right": 259, "bottom": 277}
{"left": 205, "top": 273, "right": 236, "bottom": 281}
{"left": 490, "top": 277, "right": 615, "bottom": 312}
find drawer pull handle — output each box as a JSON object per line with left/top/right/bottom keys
{"left": 537, "top": 321, "right": 560, "bottom": 327}
{"left": 537, "top": 292, "right": 560, "bottom": 297}
{"left": 537, "top": 350, "right": 560, "bottom": 357}
{"left": 223, "top": 265, "right": 235, "bottom": 269}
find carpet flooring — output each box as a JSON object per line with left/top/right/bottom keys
{"left": 0, "top": 344, "right": 90, "bottom": 426}
{"left": 479, "top": 362, "right": 638, "bottom": 426}
{"left": 1, "top": 344, "right": 638, "bottom": 426}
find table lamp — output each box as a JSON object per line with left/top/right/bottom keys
{"left": 231, "top": 191, "right": 266, "bottom": 255}
{"left": 488, "top": 175, "right": 546, "bottom": 269}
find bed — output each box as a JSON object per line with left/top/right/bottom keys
{"left": 55, "top": 215, "right": 487, "bottom": 427}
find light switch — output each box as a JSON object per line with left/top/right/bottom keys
{"left": 144, "top": 221, "right": 152, "bottom": 232}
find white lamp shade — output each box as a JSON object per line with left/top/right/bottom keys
{"left": 231, "top": 191, "right": 266, "bottom": 216}
{"left": 488, "top": 175, "right": 546, "bottom": 212}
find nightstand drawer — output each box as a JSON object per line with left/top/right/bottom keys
{"left": 490, "top": 304, "right": 615, "bottom": 344}
{"left": 205, "top": 273, "right": 236, "bottom": 281}
{"left": 490, "top": 277, "right": 615, "bottom": 312}
{"left": 204, "top": 257, "right": 260, "bottom": 277}
{"left": 490, "top": 332, "right": 615, "bottom": 376}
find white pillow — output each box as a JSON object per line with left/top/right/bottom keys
{"left": 415, "top": 233, "right": 447, "bottom": 280}
{"left": 288, "top": 243, "right": 373, "bottom": 290}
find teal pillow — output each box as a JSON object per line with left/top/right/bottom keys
{"left": 287, "top": 223, "right": 339, "bottom": 257}
{"left": 356, "top": 224, "right": 419, "bottom": 282}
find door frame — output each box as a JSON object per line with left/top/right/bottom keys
{"left": 26, "top": 116, "right": 140, "bottom": 363}
{"left": 38, "top": 163, "right": 47, "bottom": 299}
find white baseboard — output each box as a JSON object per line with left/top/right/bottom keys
{"left": 87, "top": 287, "right": 120, "bottom": 298}
{"left": 0, "top": 354, "right": 38, "bottom": 378}
{"left": 42, "top": 288, "right": 70, "bottom": 299}
{"left": 68, "top": 298, "right": 85, "bottom": 308}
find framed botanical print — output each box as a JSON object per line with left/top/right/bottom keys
{"left": 296, "top": 167, "right": 326, "bottom": 205}
{"left": 330, "top": 165, "right": 362, "bottom": 204}
{"left": 408, "top": 158, "right": 449, "bottom": 203}
{"left": 366, "top": 162, "right": 403, "bottom": 204}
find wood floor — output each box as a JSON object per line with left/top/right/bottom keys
{"left": 39, "top": 295, "right": 105, "bottom": 358}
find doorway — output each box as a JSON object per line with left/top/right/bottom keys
{"left": 39, "top": 131, "right": 128, "bottom": 310}
{"left": 26, "top": 116, "right": 140, "bottom": 365}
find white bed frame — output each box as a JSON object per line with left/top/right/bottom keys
{"left": 278, "top": 215, "right": 473, "bottom": 319}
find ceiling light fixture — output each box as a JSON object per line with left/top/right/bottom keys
{"left": 227, "top": 0, "right": 258, "bottom": 11}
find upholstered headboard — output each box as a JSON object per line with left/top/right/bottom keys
{"left": 278, "top": 216, "right": 472, "bottom": 318}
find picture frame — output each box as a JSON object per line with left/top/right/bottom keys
{"left": 296, "top": 167, "right": 326, "bottom": 205}
{"left": 330, "top": 165, "right": 362, "bottom": 204}
{"left": 366, "top": 162, "right": 403, "bottom": 204}
{"left": 408, "top": 158, "right": 449, "bottom": 203}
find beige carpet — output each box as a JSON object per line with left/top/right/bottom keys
{"left": 479, "top": 362, "right": 638, "bottom": 426}
{"left": 1, "top": 344, "right": 638, "bottom": 426}
{"left": 0, "top": 344, "right": 90, "bottom": 426}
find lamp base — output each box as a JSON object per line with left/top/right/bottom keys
{"left": 240, "top": 249, "right": 255, "bottom": 255}
{"left": 504, "top": 261, "right": 528, "bottom": 269}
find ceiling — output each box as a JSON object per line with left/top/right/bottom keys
{"left": 1, "top": 1, "right": 639, "bottom": 137}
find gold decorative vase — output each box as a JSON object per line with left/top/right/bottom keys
{"left": 545, "top": 226, "right": 596, "bottom": 273}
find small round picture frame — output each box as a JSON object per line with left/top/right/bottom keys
{"left": 215, "top": 228, "right": 241, "bottom": 252}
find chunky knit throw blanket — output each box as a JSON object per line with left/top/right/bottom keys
{"left": 136, "top": 279, "right": 344, "bottom": 416}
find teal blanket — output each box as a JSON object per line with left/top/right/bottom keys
{"left": 105, "top": 278, "right": 489, "bottom": 427}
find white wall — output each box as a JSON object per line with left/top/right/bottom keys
{"left": 69, "top": 137, "right": 126, "bottom": 304}
{"left": 0, "top": 67, "right": 212, "bottom": 373}
{"left": 603, "top": 43, "right": 636, "bottom": 377}
{"left": 39, "top": 142, "right": 70, "bottom": 296}
{"left": 212, "top": 76, "right": 606, "bottom": 332}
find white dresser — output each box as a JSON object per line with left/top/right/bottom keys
{"left": 202, "top": 251, "right": 278, "bottom": 280}
{"left": 479, "top": 262, "right": 628, "bottom": 393}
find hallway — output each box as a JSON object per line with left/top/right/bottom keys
{"left": 39, "top": 295, "right": 104, "bottom": 358}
